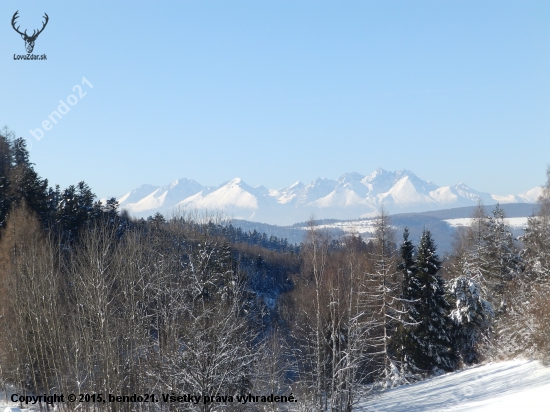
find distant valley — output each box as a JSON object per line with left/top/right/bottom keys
{"left": 230, "top": 203, "right": 538, "bottom": 254}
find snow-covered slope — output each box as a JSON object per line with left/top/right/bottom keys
{"left": 120, "top": 178, "right": 205, "bottom": 214}
{"left": 175, "top": 178, "right": 268, "bottom": 221}
{"left": 117, "top": 169, "right": 540, "bottom": 225}
{"left": 0, "top": 360, "right": 547, "bottom": 410}
{"left": 518, "top": 186, "right": 543, "bottom": 203}
{"left": 357, "top": 360, "right": 550, "bottom": 411}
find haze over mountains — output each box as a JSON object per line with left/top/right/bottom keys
{"left": 117, "top": 168, "right": 541, "bottom": 226}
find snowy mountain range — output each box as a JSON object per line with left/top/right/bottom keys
{"left": 116, "top": 169, "right": 541, "bottom": 226}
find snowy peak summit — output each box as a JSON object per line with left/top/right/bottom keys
{"left": 117, "top": 170, "right": 538, "bottom": 225}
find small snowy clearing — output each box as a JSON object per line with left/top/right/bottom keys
{"left": 312, "top": 220, "right": 379, "bottom": 235}
{"left": 357, "top": 359, "right": 550, "bottom": 411}
{"left": 444, "top": 217, "right": 528, "bottom": 229}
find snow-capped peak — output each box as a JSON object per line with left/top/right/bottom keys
{"left": 116, "top": 169, "right": 538, "bottom": 226}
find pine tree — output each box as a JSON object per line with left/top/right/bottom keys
{"left": 481, "top": 205, "right": 520, "bottom": 313}
{"left": 521, "top": 167, "right": 550, "bottom": 283}
{"left": 408, "top": 230, "right": 455, "bottom": 373}
{"left": 499, "top": 166, "right": 550, "bottom": 360}
{"left": 393, "top": 228, "right": 420, "bottom": 375}
{"left": 457, "top": 203, "right": 519, "bottom": 312}
{"left": 0, "top": 135, "right": 51, "bottom": 229}
{"left": 0, "top": 132, "right": 12, "bottom": 229}
{"left": 56, "top": 181, "right": 99, "bottom": 239}
{"left": 448, "top": 264, "right": 493, "bottom": 365}
{"left": 15, "top": 165, "right": 50, "bottom": 224}
{"left": 400, "top": 228, "right": 416, "bottom": 303}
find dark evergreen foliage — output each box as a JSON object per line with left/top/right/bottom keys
{"left": 400, "top": 228, "right": 417, "bottom": 302}
{"left": 406, "top": 230, "right": 456, "bottom": 373}
{"left": 0, "top": 127, "right": 127, "bottom": 240}
{"left": 0, "top": 134, "right": 51, "bottom": 228}
{"left": 448, "top": 275, "right": 493, "bottom": 365}
{"left": 216, "top": 224, "right": 300, "bottom": 254}
{"left": 393, "top": 228, "right": 419, "bottom": 373}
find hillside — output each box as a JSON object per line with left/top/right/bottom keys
{"left": 357, "top": 360, "right": 550, "bottom": 411}
{"left": 230, "top": 203, "right": 537, "bottom": 254}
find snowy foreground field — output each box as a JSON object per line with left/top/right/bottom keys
{"left": 357, "top": 360, "right": 550, "bottom": 411}
{"left": 0, "top": 360, "right": 548, "bottom": 411}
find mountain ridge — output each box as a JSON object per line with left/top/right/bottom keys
{"left": 116, "top": 168, "right": 542, "bottom": 225}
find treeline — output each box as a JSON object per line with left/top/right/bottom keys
{"left": 0, "top": 129, "right": 300, "bottom": 411}
{"left": 208, "top": 222, "right": 300, "bottom": 255}
{"left": 1, "top": 127, "right": 549, "bottom": 411}
{"left": 0, "top": 127, "right": 124, "bottom": 240}
{"left": 276, "top": 181, "right": 550, "bottom": 411}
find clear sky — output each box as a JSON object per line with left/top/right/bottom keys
{"left": 1, "top": 0, "right": 549, "bottom": 198}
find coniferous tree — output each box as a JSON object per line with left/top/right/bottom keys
{"left": 56, "top": 181, "right": 100, "bottom": 239}
{"left": 13, "top": 163, "right": 50, "bottom": 224}
{"left": 448, "top": 265, "right": 493, "bottom": 365}
{"left": 448, "top": 202, "right": 519, "bottom": 361}
{"left": 393, "top": 228, "right": 419, "bottom": 375}
{"left": 521, "top": 167, "right": 550, "bottom": 283}
{"left": 408, "top": 230, "right": 455, "bottom": 373}
{"left": 0, "top": 135, "right": 51, "bottom": 228}
{"left": 481, "top": 205, "right": 520, "bottom": 313}
{"left": 497, "top": 166, "right": 550, "bottom": 360}
{"left": 400, "top": 228, "right": 416, "bottom": 303}
{"left": 0, "top": 131, "right": 12, "bottom": 229}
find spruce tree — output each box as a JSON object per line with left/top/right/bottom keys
{"left": 499, "top": 166, "right": 550, "bottom": 359}
{"left": 56, "top": 181, "right": 99, "bottom": 239}
{"left": 400, "top": 228, "right": 417, "bottom": 303}
{"left": 408, "top": 230, "right": 455, "bottom": 373}
{"left": 481, "top": 205, "right": 520, "bottom": 312}
{"left": 521, "top": 169, "right": 550, "bottom": 283}
{"left": 0, "top": 135, "right": 51, "bottom": 229}
{"left": 393, "top": 228, "right": 420, "bottom": 375}
{"left": 15, "top": 165, "right": 50, "bottom": 223}
{"left": 0, "top": 132, "right": 12, "bottom": 229}
{"left": 448, "top": 263, "right": 493, "bottom": 365}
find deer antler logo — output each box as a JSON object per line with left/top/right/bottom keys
{"left": 11, "top": 11, "right": 49, "bottom": 53}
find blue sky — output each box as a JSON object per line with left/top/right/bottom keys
{"left": 1, "top": 0, "right": 549, "bottom": 198}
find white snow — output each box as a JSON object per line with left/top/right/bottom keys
{"left": 128, "top": 188, "right": 168, "bottom": 212}
{"left": 271, "top": 181, "right": 306, "bottom": 204}
{"left": 445, "top": 217, "right": 529, "bottom": 229}
{"left": 518, "top": 186, "right": 543, "bottom": 203}
{"left": 313, "top": 219, "right": 380, "bottom": 235}
{"left": 357, "top": 360, "right": 550, "bottom": 411}
{"left": 491, "top": 194, "right": 519, "bottom": 203}
{"left": 0, "top": 361, "right": 547, "bottom": 410}
{"left": 116, "top": 169, "right": 537, "bottom": 225}
{"left": 380, "top": 176, "right": 436, "bottom": 205}
{"left": 430, "top": 186, "right": 459, "bottom": 204}
{"left": 179, "top": 178, "right": 259, "bottom": 210}
{"left": 310, "top": 187, "right": 368, "bottom": 208}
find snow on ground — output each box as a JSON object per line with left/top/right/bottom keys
{"left": 357, "top": 360, "right": 550, "bottom": 411}
{"left": 311, "top": 216, "right": 530, "bottom": 238}
{"left": 1, "top": 360, "right": 548, "bottom": 411}
{"left": 313, "top": 220, "right": 379, "bottom": 236}
{"left": 444, "top": 217, "right": 529, "bottom": 229}
{"left": 0, "top": 384, "right": 31, "bottom": 411}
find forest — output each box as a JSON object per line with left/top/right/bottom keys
{"left": 0, "top": 127, "right": 549, "bottom": 411}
